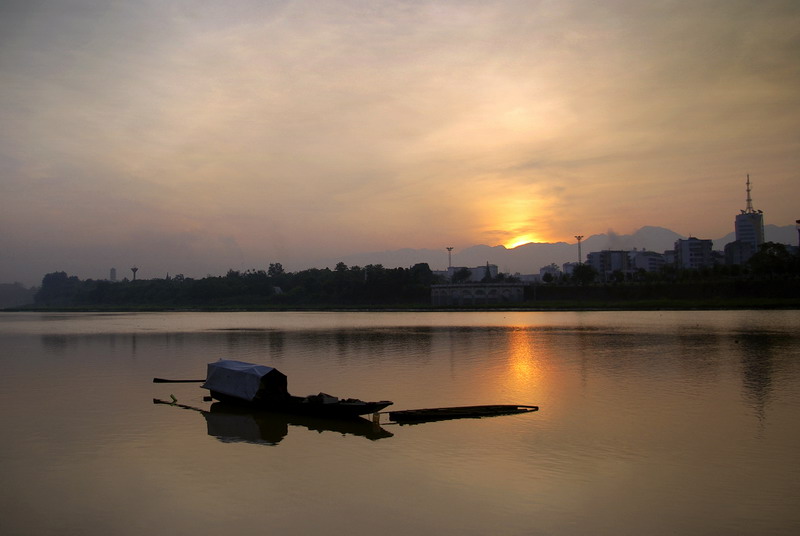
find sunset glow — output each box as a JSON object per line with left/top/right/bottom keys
{"left": 1, "top": 1, "right": 798, "bottom": 285}
{"left": 505, "top": 235, "right": 544, "bottom": 250}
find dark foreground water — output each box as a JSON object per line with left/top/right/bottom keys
{"left": 1, "top": 310, "right": 798, "bottom": 535}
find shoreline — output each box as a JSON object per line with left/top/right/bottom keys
{"left": 4, "top": 298, "right": 800, "bottom": 313}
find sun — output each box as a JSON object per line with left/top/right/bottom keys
{"left": 504, "top": 234, "right": 542, "bottom": 249}
{"left": 480, "top": 192, "right": 552, "bottom": 249}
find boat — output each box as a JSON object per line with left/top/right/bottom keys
{"left": 388, "top": 404, "right": 538, "bottom": 424}
{"left": 200, "top": 360, "right": 392, "bottom": 419}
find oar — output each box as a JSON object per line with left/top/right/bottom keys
{"left": 153, "top": 398, "right": 207, "bottom": 413}
{"left": 152, "top": 378, "right": 205, "bottom": 383}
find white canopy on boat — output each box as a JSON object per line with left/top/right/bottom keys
{"left": 201, "top": 359, "right": 288, "bottom": 402}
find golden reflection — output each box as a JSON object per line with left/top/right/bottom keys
{"left": 502, "top": 328, "right": 543, "bottom": 398}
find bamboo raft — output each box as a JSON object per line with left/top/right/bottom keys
{"left": 387, "top": 404, "right": 538, "bottom": 424}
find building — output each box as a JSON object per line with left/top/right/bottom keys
{"left": 674, "top": 237, "right": 713, "bottom": 269}
{"left": 431, "top": 283, "right": 525, "bottom": 306}
{"left": 724, "top": 240, "right": 756, "bottom": 266}
{"left": 631, "top": 250, "right": 666, "bottom": 272}
{"left": 581, "top": 249, "right": 666, "bottom": 280}
{"left": 515, "top": 273, "right": 540, "bottom": 283}
{"left": 586, "top": 250, "right": 634, "bottom": 281}
{"left": 445, "top": 263, "right": 498, "bottom": 282}
{"left": 538, "top": 263, "right": 562, "bottom": 281}
{"left": 732, "top": 174, "right": 764, "bottom": 264}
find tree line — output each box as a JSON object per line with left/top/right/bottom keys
{"left": 33, "top": 262, "right": 443, "bottom": 308}
{"left": 530, "top": 241, "right": 800, "bottom": 304}
{"left": 29, "top": 242, "right": 800, "bottom": 309}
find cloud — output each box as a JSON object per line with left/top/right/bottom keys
{"left": 1, "top": 1, "right": 798, "bottom": 285}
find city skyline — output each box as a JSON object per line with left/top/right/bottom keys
{"left": 1, "top": 1, "right": 798, "bottom": 286}
{"left": 5, "top": 221, "right": 798, "bottom": 289}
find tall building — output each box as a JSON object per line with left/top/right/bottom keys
{"left": 734, "top": 174, "right": 765, "bottom": 253}
{"left": 726, "top": 175, "right": 765, "bottom": 265}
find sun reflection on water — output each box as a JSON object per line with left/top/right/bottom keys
{"left": 501, "top": 328, "right": 544, "bottom": 400}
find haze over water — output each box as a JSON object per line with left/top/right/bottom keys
{"left": 1, "top": 310, "right": 798, "bottom": 535}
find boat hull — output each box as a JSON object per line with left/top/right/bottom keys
{"left": 210, "top": 391, "right": 392, "bottom": 419}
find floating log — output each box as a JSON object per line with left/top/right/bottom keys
{"left": 388, "top": 404, "right": 538, "bottom": 424}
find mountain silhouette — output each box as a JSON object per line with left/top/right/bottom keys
{"left": 312, "top": 225, "right": 797, "bottom": 275}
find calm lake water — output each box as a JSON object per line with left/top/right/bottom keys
{"left": 1, "top": 310, "right": 798, "bottom": 535}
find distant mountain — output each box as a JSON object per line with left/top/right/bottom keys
{"left": 0, "top": 283, "right": 36, "bottom": 309}
{"left": 312, "top": 225, "right": 797, "bottom": 275}
{"left": 582, "top": 226, "right": 685, "bottom": 253}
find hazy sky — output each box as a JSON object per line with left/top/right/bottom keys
{"left": 2, "top": 0, "right": 798, "bottom": 285}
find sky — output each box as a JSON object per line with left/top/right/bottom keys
{"left": 1, "top": 0, "right": 798, "bottom": 286}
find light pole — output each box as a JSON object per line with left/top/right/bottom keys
{"left": 574, "top": 235, "right": 584, "bottom": 265}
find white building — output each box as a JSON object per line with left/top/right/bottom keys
{"left": 631, "top": 250, "right": 666, "bottom": 272}
{"left": 674, "top": 237, "right": 713, "bottom": 269}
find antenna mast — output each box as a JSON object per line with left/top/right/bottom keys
{"left": 743, "top": 174, "right": 755, "bottom": 214}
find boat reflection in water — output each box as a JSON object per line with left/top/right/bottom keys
{"left": 204, "top": 402, "right": 394, "bottom": 444}
{"left": 154, "top": 399, "right": 393, "bottom": 444}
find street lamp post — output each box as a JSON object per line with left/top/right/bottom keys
{"left": 574, "top": 235, "right": 584, "bottom": 265}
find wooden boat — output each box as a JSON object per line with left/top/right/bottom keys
{"left": 199, "top": 360, "right": 392, "bottom": 419}
{"left": 388, "top": 404, "right": 538, "bottom": 424}
{"left": 209, "top": 391, "right": 393, "bottom": 418}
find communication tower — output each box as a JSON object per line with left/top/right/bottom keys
{"left": 735, "top": 174, "right": 764, "bottom": 250}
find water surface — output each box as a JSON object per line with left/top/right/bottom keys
{"left": 1, "top": 310, "right": 798, "bottom": 535}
